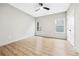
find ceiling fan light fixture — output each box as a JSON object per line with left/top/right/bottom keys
{"left": 35, "top": 3, "right": 50, "bottom": 12}
{"left": 40, "top": 7, "right": 43, "bottom": 9}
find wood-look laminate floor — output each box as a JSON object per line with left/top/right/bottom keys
{"left": 0, "top": 36, "right": 78, "bottom": 56}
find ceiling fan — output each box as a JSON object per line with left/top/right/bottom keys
{"left": 35, "top": 3, "right": 50, "bottom": 12}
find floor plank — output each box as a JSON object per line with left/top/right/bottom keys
{"left": 0, "top": 36, "right": 78, "bottom": 56}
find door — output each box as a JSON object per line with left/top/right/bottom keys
{"left": 67, "top": 8, "right": 74, "bottom": 46}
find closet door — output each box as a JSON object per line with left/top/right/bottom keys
{"left": 35, "top": 17, "right": 52, "bottom": 36}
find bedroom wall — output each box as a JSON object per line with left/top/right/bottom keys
{"left": 0, "top": 3, "right": 35, "bottom": 46}
{"left": 74, "top": 3, "right": 79, "bottom": 51}
{"left": 35, "top": 12, "right": 66, "bottom": 39}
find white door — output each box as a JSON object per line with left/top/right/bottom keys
{"left": 67, "top": 8, "right": 74, "bottom": 46}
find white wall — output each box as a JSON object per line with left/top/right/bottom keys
{"left": 35, "top": 12, "right": 66, "bottom": 39}
{"left": 74, "top": 3, "right": 79, "bottom": 50}
{"left": 0, "top": 4, "right": 35, "bottom": 46}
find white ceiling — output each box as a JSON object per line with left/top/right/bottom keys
{"left": 9, "top": 3, "right": 70, "bottom": 17}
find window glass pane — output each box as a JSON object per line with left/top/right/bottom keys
{"left": 56, "top": 26, "right": 64, "bottom": 32}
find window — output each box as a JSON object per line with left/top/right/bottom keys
{"left": 56, "top": 26, "right": 64, "bottom": 32}
{"left": 55, "top": 18, "right": 64, "bottom": 32}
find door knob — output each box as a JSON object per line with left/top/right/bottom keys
{"left": 69, "top": 29, "right": 71, "bottom": 31}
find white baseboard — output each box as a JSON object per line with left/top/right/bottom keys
{"left": 66, "top": 40, "right": 79, "bottom": 53}
{"left": 74, "top": 46, "right": 79, "bottom": 53}
{"left": 0, "top": 35, "right": 34, "bottom": 47}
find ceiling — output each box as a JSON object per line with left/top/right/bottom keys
{"left": 9, "top": 3, "right": 70, "bottom": 17}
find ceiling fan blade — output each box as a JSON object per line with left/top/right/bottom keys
{"left": 39, "top": 3, "right": 43, "bottom": 6}
{"left": 35, "top": 8, "right": 40, "bottom": 12}
{"left": 43, "top": 7, "right": 50, "bottom": 10}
